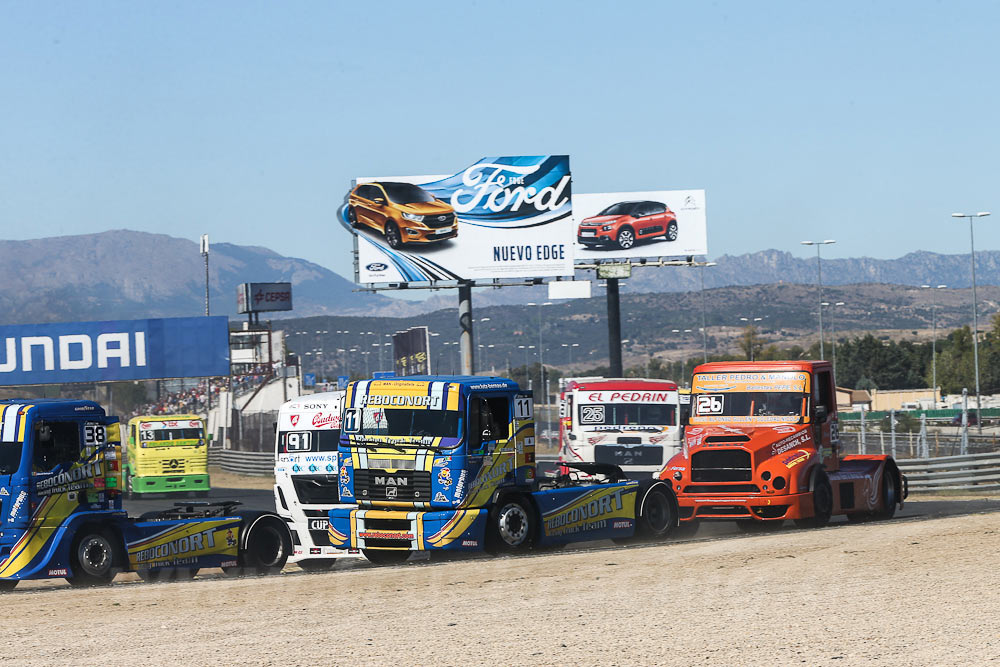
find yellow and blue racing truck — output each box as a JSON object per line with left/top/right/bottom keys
{"left": 124, "top": 414, "right": 210, "bottom": 497}
{"left": 0, "top": 399, "right": 290, "bottom": 590}
{"left": 329, "top": 377, "right": 679, "bottom": 564}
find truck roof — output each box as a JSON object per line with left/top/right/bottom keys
{"left": 128, "top": 414, "right": 203, "bottom": 423}
{"left": 280, "top": 391, "right": 345, "bottom": 412}
{"left": 693, "top": 360, "right": 832, "bottom": 374}
{"left": 356, "top": 376, "right": 521, "bottom": 393}
{"left": 0, "top": 399, "right": 106, "bottom": 419}
{"left": 563, "top": 378, "right": 679, "bottom": 392}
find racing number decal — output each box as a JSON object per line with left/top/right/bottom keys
{"left": 695, "top": 394, "right": 724, "bottom": 415}
{"left": 84, "top": 423, "right": 106, "bottom": 446}
{"left": 285, "top": 432, "right": 312, "bottom": 452}
{"left": 343, "top": 408, "right": 360, "bottom": 433}
{"left": 580, "top": 405, "right": 605, "bottom": 424}
{"left": 514, "top": 397, "right": 533, "bottom": 420}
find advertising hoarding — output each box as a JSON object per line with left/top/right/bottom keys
{"left": 392, "top": 327, "right": 431, "bottom": 376}
{"left": 573, "top": 190, "right": 707, "bottom": 260}
{"left": 344, "top": 156, "right": 575, "bottom": 284}
{"left": 0, "top": 316, "right": 231, "bottom": 386}
{"left": 237, "top": 282, "right": 293, "bottom": 314}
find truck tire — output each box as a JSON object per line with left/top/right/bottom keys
{"left": 362, "top": 550, "right": 411, "bottom": 566}
{"left": 794, "top": 468, "right": 833, "bottom": 529}
{"left": 0, "top": 580, "right": 17, "bottom": 592}
{"left": 67, "top": 529, "right": 119, "bottom": 587}
{"left": 297, "top": 559, "right": 336, "bottom": 572}
{"left": 665, "top": 220, "right": 679, "bottom": 241}
{"left": 486, "top": 494, "right": 535, "bottom": 553}
{"left": 873, "top": 462, "right": 900, "bottom": 521}
{"left": 635, "top": 483, "right": 677, "bottom": 540}
{"left": 616, "top": 228, "right": 636, "bottom": 250}
{"left": 222, "top": 514, "right": 291, "bottom": 577}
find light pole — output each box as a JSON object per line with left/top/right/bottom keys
{"left": 821, "top": 302, "right": 846, "bottom": 379}
{"left": 953, "top": 212, "right": 990, "bottom": 432}
{"left": 921, "top": 284, "right": 947, "bottom": 407}
{"left": 199, "top": 235, "right": 210, "bottom": 316}
{"left": 700, "top": 261, "right": 717, "bottom": 362}
{"left": 801, "top": 239, "right": 836, "bottom": 359}
{"left": 527, "top": 302, "right": 552, "bottom": 400}
{"left": 739, "top": 317, "right": 763, "bottom": 361}
{"left": 561, "top": 343, "right": 580, "bottom": 365}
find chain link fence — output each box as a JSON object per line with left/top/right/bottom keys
{"left": 229, "top": 410, "right": 278, "bottom": 452}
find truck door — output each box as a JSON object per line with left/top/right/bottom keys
{"left": 812, "top": 370, "right": 839, "bottom": 472}
{"left": 513, "top": 392, "right": 535, "bottom": 483}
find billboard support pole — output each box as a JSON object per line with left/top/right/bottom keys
{"left": 458, "top": 282, "right": 475, "bottom": 375}
{"left": 607, "top": 277, "right": 623, "bottom": 377}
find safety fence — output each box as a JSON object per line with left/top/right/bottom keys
{"left": 209, "top": 447, "right": 274, "bottom": 477}
{"left": 896, "top": 452, "right": 1000, "bottom": 493}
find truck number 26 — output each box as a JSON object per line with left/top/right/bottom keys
{"left": 696, "top": 394, "right": 725, "bottom": 415}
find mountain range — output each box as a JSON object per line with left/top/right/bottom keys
{"left": 0, "top": 230, "right": 997, "bottom": 325}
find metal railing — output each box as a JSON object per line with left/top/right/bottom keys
{"left": 896, "top": 452, "right": 1000, "bottom": 493}
{"left": 209, "top": 447, "right": 274, "bottom": 477}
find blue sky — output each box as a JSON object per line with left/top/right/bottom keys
{"left": 2, "top": 1, "right": 999, "bottom": 286}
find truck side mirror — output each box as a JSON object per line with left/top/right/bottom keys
{"left": 815, "top": 405, "right": 828, "bottom": 423}
{"left": 568, "top": 433, "right": 577, "bottom": 441}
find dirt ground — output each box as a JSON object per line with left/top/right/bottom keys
{"left": 2, "top": 508, "right": 998, "bottom": 666}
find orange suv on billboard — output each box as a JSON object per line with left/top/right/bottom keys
{"left": 577, "top": 200, "right": 678, "bottom": 250}
{"left": 347, "top": 182, "right": 458, "bottom": 249}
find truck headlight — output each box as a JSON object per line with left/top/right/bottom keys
{"left": 402, "top": 212, "right": 424, "bottom": 222}
{"left": 673, "top": 471, "right": 683, "bottom": 481}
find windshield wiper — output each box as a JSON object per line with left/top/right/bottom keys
{"left": 342, "top": 437, "right": 408, "bottom": 454}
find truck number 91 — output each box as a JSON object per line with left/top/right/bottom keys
{"left": 696, "top": 394, "right": 725, "bottom": 415}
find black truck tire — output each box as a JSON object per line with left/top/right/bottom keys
{"left": 873, "top": 462, "right": 901, "bottom": 520}
{"left": 634, "top": 482, "right": 677, "bottom": 540}
{"left": 486, "top": 494, "right": 536, "bottom": 553}
{"left": 794, "top": 468, "right": 833, "bottom": 529}
{"left": 222, "top": 513, "right": 291, "bottom": 577}
{"left": 66, "top": 528, "right": 120, "bottom": 587}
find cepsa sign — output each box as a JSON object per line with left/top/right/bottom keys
{"left": 237, "top": 282, "right": 293, "bottom": 314}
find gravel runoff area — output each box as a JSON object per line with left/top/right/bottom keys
{"left": 1, "top": 508, "right": 998, "bottom": 666}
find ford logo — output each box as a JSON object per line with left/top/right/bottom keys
{"left": 366, "top": 263, "right": 388, "bottom": 271}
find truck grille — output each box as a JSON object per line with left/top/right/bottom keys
{"left": 159, "top": 459, "right": 186, "bottom": 474}
{"left": 354, "top": 469, "right": 432, "bottom": 502}
{"left": 292, "top": 475, "right": 340, "bottom": 505}
{"left": 423, "top": 212, "right": 456, "bottom": 228}
{"left": 594, "top": 445, "right": 662, "bottom": 467}
{"left": 691, "top": 449, "right": 752, "bottom": 482}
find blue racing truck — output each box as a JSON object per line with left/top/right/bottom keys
{"left": 0, "top": 399, "right": 291, "bottom": 590}
{"left": 328, "top": 377, "right": 679, "bottom": 564}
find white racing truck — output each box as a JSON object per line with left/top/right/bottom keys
{"left": 558, "top": 377, "right": 683, "bottom": 479}
{"left": 273, "top": 391, "right": 360, "bottom": 570}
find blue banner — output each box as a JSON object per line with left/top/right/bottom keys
{"left": 0, "top": 316, "right": 230, "bottom": 386}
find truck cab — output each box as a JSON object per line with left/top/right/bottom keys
{"left": 558, "top": 377, "right": 683, "bottom": 479}
{"left": 329, "top": 376, "right": 679, "bottom": 564}
{"left": 660, "top": 361, "right": 905, "bottom": 529}
{"left": 273, "top": 391, "right": 361, "bottom": 569}
{"left": 124, "top": 414, "right": 209, "bottom": 497}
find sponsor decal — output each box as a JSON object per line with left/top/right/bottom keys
{"left": 290, "top": 415, "right": 300, "bottom": 427}
{"left": 310, "top": 548, "right": 322, "bottom": 555}
{"left": 312, "top": 413, "right": 340, "bottom": 428}
{"left": 669, "top": 466, "right": 686, "bottom": 471}
{"left": 781, "top": 449, "right": 810, "bottom": 469}
{"left": 437, "top": 468, "right": 453, "bottom": 489}
{"left": 0, "top": 487, "right": 8, "bottom": 496}
{"left": 584, "top": 392, "right": 674, "bottom": 403}
{"left": 226, "top": 529, "right": 237, "bottom": 547}
{"left": 770, "top": 430, "right": 810, "bottom": 457}
{"left": 36, "top": 462, "right": 102, "bottom": 497}
{"left": 359, "top": 530, "right": 414, "bottom": 540}
{"left": 587, "top": 436, "right": 605, "bottom": 445}
{"left": 434, "top": 492, "right": 449, "bottom": 502}
{"left": 220, "top": 559, "right": 238, "bottom": 568}
{"left": 309, "top": 519, "right": 328, "bottom": 531}
{"left": 612, "top": 520, "right": 632, "bottom": 529}
{"left": 47, "top": 568, "right": 69, "bottom": 576}
{"left": 461, "top": 540, "right": 478, "bottom": 547}
{"left": 360, "top": 394, "right": 442, "bottom": 409}
{"left": 8, "top": 490, "right": 27, "bottom": 520}
{"left": 374, "top": 475, "right": 407, "bottom": 487}
{"left": 386, "top": 486, "right": 398, "bottom": 499}
{"left": 341, "top": 485, "right": 353, "bottom": 498}
{"left": 366, "top": 263, "right": 388, "bottom": 272}
{"left": 134, "top": 528, "right": 217, "bottom": 563}
{"left": 340, "top": 466, "right": 350, "bottom": 485}
{"left": 453, "top": 470, "right": 467, "bottom": 502}
{"left": 433, "top": 456, "right": 451, "bottom": 467}
{"left": 543, "top": 487, "right": 628, "bottom": 537}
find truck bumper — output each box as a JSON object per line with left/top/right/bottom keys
{"left": 328, "top": 508, "right": 487, "bottom": 551}
{"left": 678, "top": 492, "right": 812, "bottom": 521}
{"left": 130, "top": 474, "right": 210, "bottom": 494}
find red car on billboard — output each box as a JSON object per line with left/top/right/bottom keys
{"left": 577, "top": 200, "right": 678, "bottom": 250}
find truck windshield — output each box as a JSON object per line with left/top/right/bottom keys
{"left": 139, "top": 427, "right": 203, "bottom": 444}
{"left": 277, "top": 430, "right": 341, "bottom": 454}
{"left": 347, "top": 408, "right": 461, "bottom": 439}
{"left": 693, "top": 392, "right": 806, "bottom": 422}
{"left": 578, "top": 403, "right": 675, "bottom": 427}
{"left": 0, "top": 441, "right": 22, "bottom": 474}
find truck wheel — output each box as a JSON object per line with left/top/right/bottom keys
{"left": 362, "top": 550, "right": 410, "bottom": 566}
{"left": 298, "top": 559, "right": 336, "bottom": 572}
{"left": 0, "top": 580, "right": 17, "bottom": 592}
{"left": 385, "top": 222, "right": 403, "bottom": 249}
{"left": 486, "top": 494, "right": 535, "bottom": 553}
{"left": 794, "top": 468, "right": 833, "bottom": 529}
{"left": 873, "top": 463, "right": 900, "bottom": 520}
{"left": 635, "top": 484, "right": 676, "bottom": 539}
{"left": 665, "top": 221, "right": 679, "bottom": 241}
{"left": 223, "top": 515, "right": 291, "bottom": 577}
{"left": 67, "top": 529, "right": 119, "bottom": 587}
{"left": 616, "top": 228, "right": 635, "bottom": 249}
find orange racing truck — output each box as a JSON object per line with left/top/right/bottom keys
{"left": 659, "top": 361, "right": 906, "bottom": 531}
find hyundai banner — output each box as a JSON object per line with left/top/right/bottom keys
{"left": 573, "top": 190, "right": 707, "bottom": 260}
{"left": 343, "top": 156, "right": 574, "bottom": 284}
{"left": 0, "top": 316, "right": 231, "bottom": 386}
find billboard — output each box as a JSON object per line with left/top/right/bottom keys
{"left": 0, "top": 316, "right": 231, "bottom": 386}
{"left": 392, "top": 327, "right": 431, "bottom": 376}
{"left": 344, "top": 156, "right": 574, "bottom": 284}
{"left": 237, "top": 282, "right": 293, "bottom": 314}
{"left": 572, "top": 190, "right": 707, "bottom": 260}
